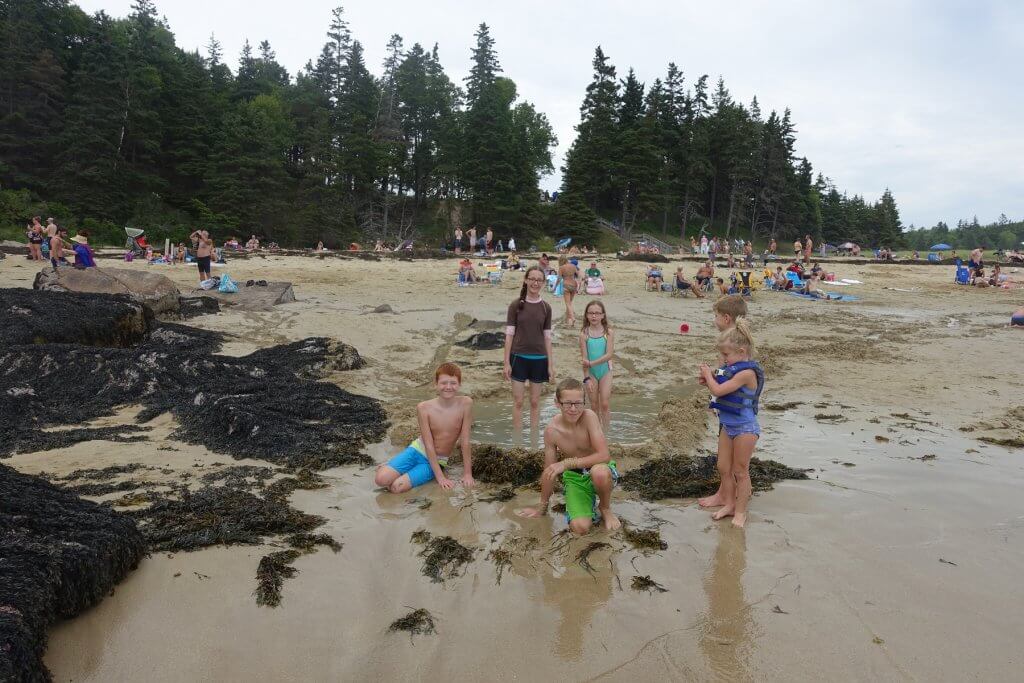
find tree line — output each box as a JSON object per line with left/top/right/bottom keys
{"left": 903, "top": 215, "right": 1024, "bottom": 253}
{"left": 0, "top": 1, "right": 554, "bottom": 246}
{"left": 555, "top": 47, "right": 907, "bottom": 249}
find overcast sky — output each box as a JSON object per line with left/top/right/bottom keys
{"left": 77, "top": 0, "right": 1023, "bottom": 228}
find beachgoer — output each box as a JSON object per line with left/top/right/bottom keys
{"left": 579, "top": 301, "right": 614, "bottom": 431}
{"left": 508, "top": 236, "right": 516, "bottom": 252}
{"left": 374, "top": 362, "right": 474, "bottom": 492}
{"left": 716, "top": 278, "right": 729, "bottom": 295}
{"left": 45, "top": 217, "right": 58, "bottom": 239}
{"left": 645, "top": 264, "right": 663, "bottom": 292}
{"left": 802, "top": 272, "right": 824, "bottom": 298}
{"left": 1011, "top": 307, "right": 1024, "bottom": 328}
{"left": 454, "top": 227, "right": 463, "bottom": 254}
{"left": 504, "top": 267, "right": 555, "bottom": 439}
{"left": 49, "top": 227, "right": 69, "bottom": 269}
{"left": 697, "top": 320, "right": 763, "bottom": 528}
{"left": 744, "top": 241, "right": 754, "bottom": 266}
{"left": 508, "top": 253, "right": 521, "bottom": 270}
{"left": 191, "top": 229, "right": 213, "bottom": 282}
{"left": 175, "top": 243, "right": 186, "bottom": 265}
{"left": 516, "top": 378, "right": 620, "bottom": 534}
{"left": 558, "top": 254, "right": 579, "bottom": 326}
{"left": 969, "top": 247, "right": 984, "bottom": 271}
{"left": 458, "top": 258, "right": 478, "bottom": 283}
{"left": 769, "top": 238, "right": 777, "bottom": 255}
{"left": 468, "top": 226, "right": 477, "bottom": 253}
{"left": 712, "top": 294, "right": 748, "bottom": 333}
{"left": 803, "top": 234, "right": 813, "bottom": 265}
{"left": 700, "top": 235, "right": 709, "bottom": 255}
{"left": 316, "top": 240, "right": 325, "bottom": 251}
{"left": 586, "top": 262, "right": 601, "bottom": 278}
{"left": 27, "top": 217, "right": 44, "bottom": 261}
{"left": 485, "top": 227, "right": 494, "bottom": 255}
{"left": 246, "top": 235, "right": 260, "bottom": 251}
{"left": 70, "top": 232, "right": 96, "bottom": 268}
{"left": 794, "top": 238, "right": 803, "bottom": 257}
{"left": 675, "top": 267, "right": 705, "bottom": 298}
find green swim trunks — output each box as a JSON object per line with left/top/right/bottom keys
{"left": 562, "top": 460, "right": 618, "bottom": 521}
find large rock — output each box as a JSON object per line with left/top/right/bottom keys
{"left": 33, "top": 266, "right": 181, "bottom": 315}
{"left": 2, "top": 288, "right": 152, "bottom": 347}
{"left": 193, "top": 281, "right": 295, "bottom": 311}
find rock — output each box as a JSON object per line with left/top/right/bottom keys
{"left": 193, "top": 281, "right": 295, "bottom": 311}
{"left": 2, "top": 287, "right": 152, "bottom": 346}
{"left": 33, "top": 266, "right": 181, "bottom": 315}
{"left": 455, "top": 331, "right": 505, "bottom": 350}
{"left": 371, "top": 304, "right": 394, "bottom": 314}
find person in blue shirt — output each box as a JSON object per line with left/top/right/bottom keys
{"left": 71, "top": 233, "right": 97, "bottom": 268}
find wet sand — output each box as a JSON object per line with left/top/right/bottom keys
{"left": 2, "top": 253, "right": 1023, "bottom": 680}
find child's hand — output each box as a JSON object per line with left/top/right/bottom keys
{"left": 542, "top": 461, "right": 566, "bottom": 485}
{"left": 437, "top": 476, "right": 456, "bottom": 491}
{"left": 503, "top": 361, "right": 512, "bottom": 381}
{"left": 582, "top": 360, "right": 591, "bottom": 369}
{"left": 461, "top": 473, "right": 476, "bottom": 488}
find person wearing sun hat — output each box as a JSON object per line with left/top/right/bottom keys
{"left": 71, "top": 231, "right": 97, "bottom": 268}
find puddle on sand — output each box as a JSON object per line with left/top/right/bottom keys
{"left": 471, "top": 391, "right": 667, "bottom": 447}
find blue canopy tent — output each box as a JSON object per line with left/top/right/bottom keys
{"left": 930, "top": 243, "right": 952, "bottom": 251}
{"left": 555, "top": 237, "right": 572, "bottom": 250}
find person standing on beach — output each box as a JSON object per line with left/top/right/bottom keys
{"left": 580, "top": 301, "right": 614, "bottom": 432}
{"left": 49, "top": 227, "right": 69, "bottom": 269}
{"left": 485, "top": 227, "right": 494, "bottom": 255}
{"left": 508, "top": 236, "right": 516, "bottom": 252}
{"left": 375, "top": 362, "right": 474, "bottom": 492}
{"left": 191, "top": 229, "right": 213, "bottom": 282}
{"left": 468, "top": 226, "right": 477, "bottom": 254}
{"left": 504, "top": 266, "right": 554, "bottom": 441}
{"left": 803, "top": 234, "right": 813, "bottom": 265}
{"left": 454, "top": 227, "right": 463, "bottom": 254}
{"left": 700, "top": 235, "right": 709, "bottom": 255}
{"left": 516, "top": 378, "right": 620, "bottom": 534}
{"left": 45, "top": 217, "right": 58, "bottom": 240}
{"left": 768, "top": 238, "right": 777, "bottom": 255}
{"left": 27, "top": 217, "right": 44, "bottom": 261}
{"left": 558, "top": 254, "right": 579, "bottom": 326}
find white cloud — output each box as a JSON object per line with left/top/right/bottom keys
{"left": 75, "top": 0, "right": 1024, "bottom": 227}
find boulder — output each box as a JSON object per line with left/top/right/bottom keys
{"left": 2, "top": 288, "right": 152, "bottom": 347}
{"left": 33, "top": 266, "right": 181, "bottom": 315}
{"left": 193, "top": 281, "right": 295, "bottom": 311}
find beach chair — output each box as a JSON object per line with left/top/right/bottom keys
{"left": 785, "top": 271, "right": 805, "bottom": 288}
{"left": 954, "top": 265, "right": 971, "bottom": 285}
{"left": 927, "top": 253, "right": 940, "bottom": 263}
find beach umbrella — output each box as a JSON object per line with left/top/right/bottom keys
{"left": 930, "top": 243, "right": 952, "bottom": 251}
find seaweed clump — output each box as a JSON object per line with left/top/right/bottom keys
{"left": 254, "top": 550, "right": 302, "bottom": 607}
{"left": 631, "top": 575, "right": 668, "bottom": 593}
{"left": 622, "top": 525, "right": 668, "bottom": 553}
{"left": 388, "top": 608, "right": 437, "bottom": 637}
{"left": 458, "top": 445, "right": 544, "bottom": 487}
{"left": 621, "top": 454, "right": 808, "bottom": 501}
{"left": 1, "top": 463, "right": 145, "bottom": 681}
{"left": 410, "top": 531, "right": 475, "bottom": 583}
{"left": 0, "top": 291, "right": 387, "bottom": 468}
{"left": 1, "top": 287, "right": 152, "bottom": 347}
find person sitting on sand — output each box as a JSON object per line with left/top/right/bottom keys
{"left": 517, "top": 378, "right": 620, "bottom": 534}
{"left": 675, "top": 267, "right": 705, "bottom": 298}
{"left": 375, "top": 362, "right": 474, "bottom": 492}
{"left": 71, "top": 232, "right": 96, "bottom": 268}
{"left": 246, "top": 235, "right": 260, "bottom": 251}
{"left": 989, "top": 264, "right": 1004, "bottom": 287}
{"left": 645, "top": 264, "right": 664, "bottom": 292}
{"left": 695, "top": 261, "right": 714, "bottom": 290}
{"left": 508, "top": 253, "right": 521, "bottom": 270}
{"left": 716, "top": 278, "right": 729, "bottom": 295}
{"left": 1010, "top": 307, "right": 1024, "bottom": 328}
{"left": 458, "top": 258, "right": 478, "bottom": 283}
{"left": 802, "top": 272, "right": 824, "bottom": 297}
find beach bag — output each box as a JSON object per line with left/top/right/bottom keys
{"left": 124, "top": 251, "right": 134, "bottom": 262}
{"left": 199, "top": 278, "right": 218, "bottom": 290}
{"left": 586, "top": 277, "right": 604, "bottom": 295}
{"left": 218, "top": 274, "right": 238, "bottom": 293}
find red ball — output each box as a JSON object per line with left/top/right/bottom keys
{"left": 679, "top": 323, "right": 690, "bottom": 334}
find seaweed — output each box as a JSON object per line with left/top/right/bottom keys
{"left": 813, "top": 413, "right": 847, "bottom": 423}
{"left": 978, "top": 436, "right": 1024, "bottom": 448}
{"left": 254, "top": 550, "right": 301, "bottom": 607}
{"left": 621, "top": 454, "right": 809, "bottom": 501}
{"left": 388, "top": 608, "right": 437, "bottom": 637}
{"left": 411, "top": 532, "right": 475, "bottom": 583}
{"left": 1, "top": 287, "right": 152, "bottom": 347}
{"left": 454, "top": 332, "right": 505, "bottom": 350}
{"left": 763, "top": 402, "right": 802, "bottom": 411}
{"left": 264, "top": 469, "right": 329, "bottom": 502}
{"left": 60, "top": 463, "right": 151, "bottom": 481}
{"left": 575, "top": 541, "right": 612, "bottom": 574}
{"left": 200, "top": 465, "right": 277, "bottom": 488}
{"left": 618, "top": 252, "right": 669, "bottom": 263}
{"left": 130, "top": 486, "right": 323, "bottom": 552}
{"left": 458, "top": 445, "right": 544, "bottom": 487}
{"left": 285, "top": 532, "right": 342, "bottom": 553}
{"left": 622, "top": 525, "right": 668, "bottom": 552}
{"left": 631, "top": 575, "right": 668, "bottom": 593}
{"left": 1, "top": 294, "right": 387, "bottom": 467}
{"left": 177, "top": 295, "right": 220, "bottom": 319}
{"left": 0, "top": 463, "right": 145, "bottom": 681}
{"left": 486, "top": 535, "right": 539, "bottom": 585}
{"left": 479, "top": 486, "right": 516, "bottom": 503}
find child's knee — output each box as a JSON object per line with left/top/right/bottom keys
{"left": 590, "top": 465, "right": 611, "bottom": 486}
{"left": 569, "top": 518, "right": 591, "bottom": 535}
{"left": 373, "top": 467, "right": 393, "bottom": 488}
{"left": 731, "top": 467, "right": 749, "bottom": 482}
{"left": 388, "top": 477, "right": 412, "bottom": 494}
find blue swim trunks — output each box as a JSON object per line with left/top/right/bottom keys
{"left": 721, "top": 421, "right": 761, "bottom": 438}
{"left": 1012, "top": 316, "right": 1024, "bottom": 327}
{"left": 384, "top": 438, "right": 448, "bottom": 488}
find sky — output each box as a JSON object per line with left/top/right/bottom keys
{"left": 76, "top": 0, "right": 1024, "bottom": 229}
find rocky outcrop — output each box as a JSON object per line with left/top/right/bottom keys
{"left": 192, "top": 281, "right": 295, "bottom": 311}
{"left": 2, "top": 288, "right": 152, "bottom": 347}
{"left": 33, "top": 266, "right": 181, "bottom": 315}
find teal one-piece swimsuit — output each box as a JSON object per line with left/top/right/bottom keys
{"left": 586, "top": 333, "right": 610, "bottom": 381}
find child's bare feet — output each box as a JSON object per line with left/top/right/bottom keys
{"left": 516, "top": 506, "right": 546, "bottom": 518}
{"left": 711, "top": 506, "right": 734, "bottom": 521}
{"left": 699, "top": 493, "right": 726, "bottom": 508}
{"left": 599, "top": 508, "right": 621, "bottom": 531}
{"left": 731, "top": 513, "right": 747, "bottom": 528}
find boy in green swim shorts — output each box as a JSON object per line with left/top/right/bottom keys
{"left": 517, "top": 378, "right": 620, "bottom": 535}
{"left": 374, "top": 362, "right": 475, "bottom": 493}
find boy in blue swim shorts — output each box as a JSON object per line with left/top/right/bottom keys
{"left": 374, "top": 363, "right": 475, "bottom": 493}
{"left": 516, "top": 378, "right": 621, "bottom": 535}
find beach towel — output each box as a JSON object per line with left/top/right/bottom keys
{"left": 787, "top": 291, "right": 858, "bottom": 302}
{"left": 840, "top": 279, "right": 862, "bottom": 285}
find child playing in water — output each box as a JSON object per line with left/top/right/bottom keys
{"left": 579, "top": 301, "right": 614, "bottom": 431}
{"left": 697, "top": 320, "right": 763, "bottom": 528}
{"left": 374, "top": 362, "right": 474, "bottom": 492}
{"left": 517, "top": 378, "right": 620, "bottom": 534}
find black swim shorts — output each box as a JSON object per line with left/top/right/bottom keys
{"left": 197, "top": 255, "right": 211, "bottom": 273}
{"left": 510, "top": 355, "right": 549, "bottom": 383}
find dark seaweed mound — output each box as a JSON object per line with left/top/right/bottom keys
{"left": 621, "top": 454, "right": 809, "bottom": 500}
{"left": 1, "top": 287, "right": 153, "bottom": 347}
{"left": 0, "top": 294, "right": 387, "bottom": 468}
{"left": 618, "top": 252, "right": 670, "bottom": 263}
{"left": 454, "top": 331, "right": 505, "bottom": 350}
{"left": 0, "top": 463, "right": 145, "bottom": 682}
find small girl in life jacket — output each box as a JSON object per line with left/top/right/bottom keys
{"left": 697, "top": 319, "right": 764, "bottom": 528}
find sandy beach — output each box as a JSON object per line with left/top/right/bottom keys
{"left": 3, "top": 252, "right": 1023, "bottom": 680}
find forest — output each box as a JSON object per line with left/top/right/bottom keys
{"left": 2, "top": 0, "right": 1012, "bottom": 250}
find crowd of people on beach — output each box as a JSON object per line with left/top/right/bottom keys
{"left": 24, "top": 216, "right": 96, "bottom": 269}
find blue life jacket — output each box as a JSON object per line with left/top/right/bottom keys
{"left": 709, "top": 360, "right": 764, "bottom": 417}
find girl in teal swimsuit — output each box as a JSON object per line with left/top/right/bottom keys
{"left": 579, "top": 300, "right": 614, "bottom": 431}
